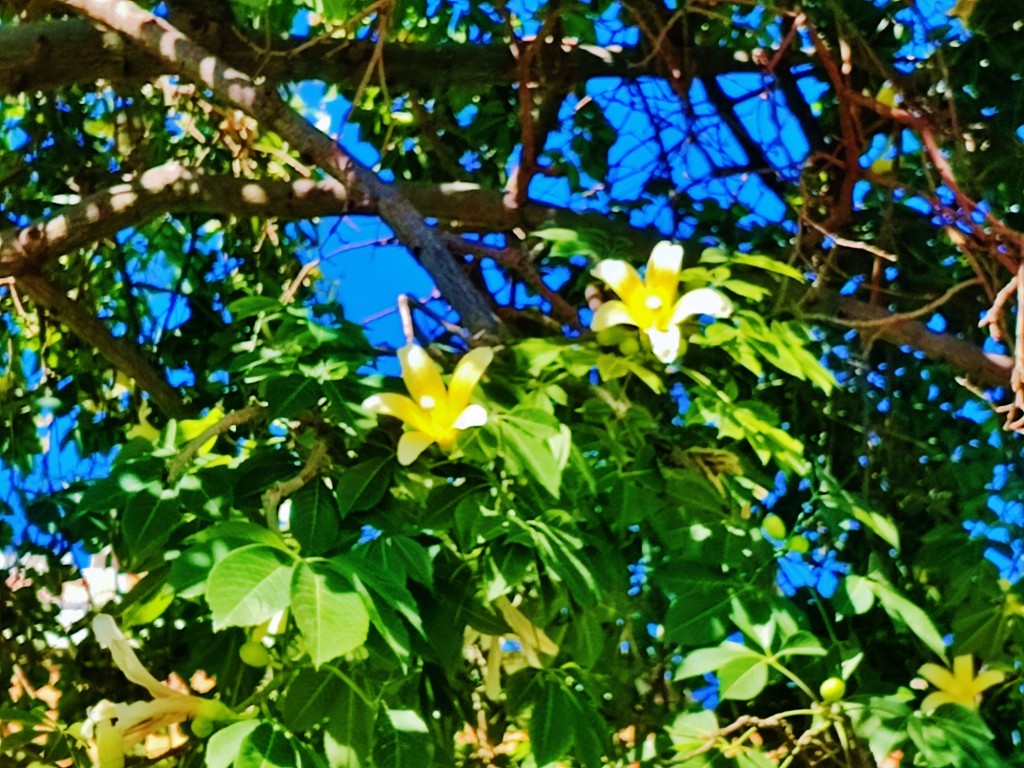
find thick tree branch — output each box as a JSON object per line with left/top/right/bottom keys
{"left": 15, "top": 272, "right": 190, "bottom": 417}
{"left": 0, "top": 17, "right": 780, "bottom": 98}
{"left": 802, "top": 287, "right": 1012, "bottom": 389}
{"left": 0, "top": 164, "right": 589, "bottom": 277}
{"left": 52, "top": 0, "right": 502, "bottom": 337}
{"left": 3, "top": 163, "right": 1006, "bottom": 389}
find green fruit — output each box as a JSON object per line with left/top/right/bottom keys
{"left": 596, "top": 327, "right": 625, "bottom": 345}
{"left": 618, "top": 337, "right": 641, "bottom": 355}
{"left": 787, "top": 535, "right": 811, "bottom": 554}
{"left": 762, "top": 514, "right": 787, "bottom": 540}
{"left": 191, "top": 717, "right": 215, "bottom": 738}
{"left": 819, "top": 677, "right": 846, "bottom": 702}
{"left": 238, "top": 640, "right": 271, "bottom": 667}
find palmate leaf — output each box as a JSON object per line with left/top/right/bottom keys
{"left": 121, "top": 491, "right": 181, "bottom": 566}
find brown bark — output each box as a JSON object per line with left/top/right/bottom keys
{"left": 3, "top": 162, "right": 1006, "bottom": 390}
{"left": 806, "top": 288, "right": 1013, "bottom": 389}
{"left": 0, "top": 17, "right": 775, "bottom": 98}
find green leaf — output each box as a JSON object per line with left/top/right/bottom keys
{"left": 206, "top": 545, "right": 294, "bottom": 630}
{"left": 498, "top": 407, "right": 570, "bottom": 498}
{"left": 324, "top": 671, "right": 376, "bottom": 766}
{"left": 121, "top": 493, "right": 180, "bottom": 566}
{"left": 836, "top": 574, "right": 876, "bottom": 615}
{"left": 908, "top": 706, "right": 1006, "bottom": 768}
{"left": 717, "top": 656, "right": 770, "bottom": 701}
{"left": 291, "top": 561, "right": 370, "bottom": 668}
{"left": 189, "top": 521, "right": 288, "bottom": 550}
{"left": 664, "top": 584, "right": 732, "bottom": 648}
{"left": 667, "top": 710, "right": 719, "bottom": 756}
{"left": 334, "top": 456, "right": 394, "bottom": 518}
{"left": 281, "top": 667, "right": 339, "bottom": 732}
{"left": 236, "top": 723, "right": 296, "bottom": 768}
{"left": 227, "top": 296, "right": 282, "bottom": 319}
{"left": 953, "top": 595, "right": 1008, "bottom": 660}
{"left": 290, "top": 480, "right": 340, "bottom": 555}
{"left": 776, "top": 630, "right": 827, "bottom": 659}
{"left": 531, "top": 683, "right": 575, "bottom": 767}
{"left": 206, "top": 720, "right": 260, "bottom": 768}
{"left": 675, "top": 642, "right": 761, "bottom": 680}
{"left": 262, "top": 376, "right": 321, "bottom": 419}
{"left": 869, "top": 577, "right": 948, "bottom": 660}
{"left": 372, "top": 707, "right": 432, "bottom": 768}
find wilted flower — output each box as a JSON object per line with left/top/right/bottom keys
{"left": 591, "top": 241, "right": 732, "bottom": 363}
{"left": 363, "top": 344, "right": 493, "bottom": 465}
{"left": 917, "top": 654, "right": 1004, "bottom": 713}
{"left": 85, "top": 615, "right": 234, "bottom": 767}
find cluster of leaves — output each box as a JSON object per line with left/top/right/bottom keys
{"left": 3, "top": 240, "right": 1019, "bottom": 768}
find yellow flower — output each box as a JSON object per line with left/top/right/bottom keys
{"left": 591, "top": 241, "right": 733, "bottom": 363}
{"left": 918, "top": 654, "right": 1005, "bottom": 713}
{"left": 363, "top": 344, "right": 493, "bottom": 465}
{"left": 86, "top": 615, "right": 234, "bottom": 767}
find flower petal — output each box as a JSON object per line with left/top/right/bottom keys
{"left": 93, "top": 615, "right": 178, "bottom": 700}
{"left": 591, "top": 300, "right": 638, "bottom": 331}
{"left": 96, "top": 717, "right": 126, "bottom": 768}
{"left": 646, "top": 325, "right": 682, "bottom": 363}
{"left": 671, "top": 288, "right": 734, "bottom": 324}
{"left": 448, "top": 347, "right": 494, "bottom": 415}
{"left": 593, "top": 260, "right": 644, "bottom": 305}
{"left": 645, "top": 241, "right": 684, "bottom": 299}
{"left": 920, "top": 691, "right": 952, "bottom": 713}
{"left": 453, "top": 403, "right": 488, "bottom": 430}
{"left": 918, "top": 662, "right": 956, "bottom": 690}
{"left": 397, "top": 431, "right": 436, "bottom": 465}
{"left": 363, "top": 393, "right": 432, "bottom": 435}
{"left": 973, "top": 668, "right": 1005, "bottom": 693}
{"left": 951, "top": 654, "right": 975, "bottom": 684}
{"left": 398, "top": 344, "right": 448, "bottom": 412}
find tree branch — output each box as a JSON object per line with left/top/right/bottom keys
{"left": 167, "top": 405, "right": 267, "bottom": 483}
{"left": 801, "top": 286, "right": 1012, "bottom": 389}
{"left": 15, "top": 271, "right": 190, "bottom": 417}
{"left": 2, "top": 163, "right": 1006, "bottom": 389}
{"left": 52, "top": 0, "right": 503, "bottom": 337}
{"left": 0, "top": 17, "right": 782, "bottom": 98}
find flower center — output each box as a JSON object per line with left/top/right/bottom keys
{"left": 420, "top": 395, "right": 437, "bottom": 410}
{"left": 645, "top": 295, "right": 663, "bottom": 311}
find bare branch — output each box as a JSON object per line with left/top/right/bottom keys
{"left": 0, "top": 18, "right": 782, "bottom": 98}
{"left": 261, "top": 437, "right": 330, "bottom": 527}
{"left": 15, "top": 272, "right": 189, "bottom": 417}
{"left": 166, "top": 405, "right": 268, "bottom": 484}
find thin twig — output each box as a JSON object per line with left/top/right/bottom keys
{"left": 804, "top": 218, "right": 897, "bottom": 262}
{"left": 397, "top": 294, "right": 415, "bottom": 344}
{"left": 167, "top": 405, "right": 268, "bottom": 484}
{"left": 261, "top": 437, "right": 330, "bottom": 528}
{"left": 820, "top": 278, "right": 980, "bottom": 329}
{"left": 979, "top": 274, "right": 1018, "bottom": 344}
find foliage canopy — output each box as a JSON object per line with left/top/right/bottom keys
{"left": 3, "top": 1, "right": 1024, "bottom": 767}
